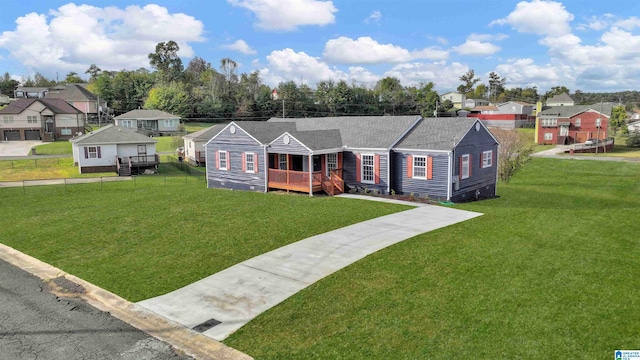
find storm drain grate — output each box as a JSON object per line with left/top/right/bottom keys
{"left": 192, "top": 318, "right": 221, "bottom": 333}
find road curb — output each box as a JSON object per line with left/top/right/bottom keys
{"left": 0, "top": 243, "right": 253, "bottom": 360}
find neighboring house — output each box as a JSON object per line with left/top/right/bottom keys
{"left": 627, "top": 120, "right": 640, "bottom": 133}
{"left": 545, "top": 92, "right": 575, "bottom": 106}
{"left": 463, "top": 98, "right": 490, "bottom": 109}
{"left": 70, "top": 124, "right": 158, "bottom": 175}
{"left": 14, "top": 87, "right": 48, "bottom": 99}
{"left": 0, "top": 98, "right": 85, "bottom": 141}
{"left": 46, "top": 84, "right": 106, "bottom": 122}
{"left": 182, "top": 123, "right": 227, "bottom": 166}
{"left": 440, "top": 92, "right": 466, "bottom": 109}
{"left": 0, "top": 94, "right": 10, "bottom": 106}
{"left": 114, "top": 109, "right": 181, "bottom": 136}
{"left": 204, "top": 116, "right": 499, "bottom": 202}
{"left": 469, "top": 101, "right": 535, "bottom": 129}
{"left": 537, "top": 104, "right": 611, "bottom": 145}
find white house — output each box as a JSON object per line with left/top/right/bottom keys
{"left": 182, "top": 123, "right": 227, "bottom": 166}
{"left": 627, "top": 120, "right": 640, "bottom": 133}
{"left": 497, "top": 101, "right": 534, "bottom": 115}
{"left": 114, "top": 109, "right": 181, "bottom": 136}
{"left": 70, "top": 125, "right": 158, "bottom": 175}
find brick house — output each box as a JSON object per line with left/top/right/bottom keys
{"left": 537, "top": 104, "right": 612, "bottom": 145}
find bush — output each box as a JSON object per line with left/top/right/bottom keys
{"left": 627, "top": 132, "right": 640, "bottom": 147}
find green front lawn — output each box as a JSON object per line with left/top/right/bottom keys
{"left": 225, "top": 158, "right": 640, "bottom": 359}
{"left": 34, "top": 141, "right": 72, "bottom": 155}
{"left": 0, "top": 186, "right": 409, "bottom": 302}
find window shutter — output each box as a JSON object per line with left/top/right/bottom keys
{"left": 492, "top": 150, "right": 495, "bottom": 167}
{"left": 242, "top": 152, "right": 246, "bottom": 172}
{"left": 84, "top": 147, "right": 88, "bottom": 159}
{"left": 407, "top": 155, "right": 413, "bottom": 178}
{"left": 97, "top": 146, "right": 101, "bottom": 159}
{"left": 254, "top": 153, "right": 259, "bottom": 173}
{"left": 227, "top": 151, "right": 230, "bottom": 169}
{"left": 215, "top": 150, "right": 219, "bottom": 170}
{"left": 337, "top": 153, "right": 342, "bottom": 169}
{"left": 355, "top": 154, "right": 361, "bottom": 182}
{"left": 374, "top": 154, "right": 380, "bottom": 184}
{"left": 427, "top": 156, "right": 433, "bottom": 180}
{"left": 480, "top": 152, "right": 483, "bottom": 168}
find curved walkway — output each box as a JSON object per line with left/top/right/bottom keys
{"left": 138, "top": 195, "right": 482, "bottom": 341}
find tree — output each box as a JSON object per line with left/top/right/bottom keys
{"left": 543, "top": 86, "right": 570, "bottom": 102}
{"left": 85, "top": 64, "right": 102, "bottom": 81}
{"left": 219, "top": 58, "right": 238, "bottom": 99}
{"left": 457, "top": 69, "right": 480, "bottom": 95}
{"left": 491, "top": 128, "right": 534, "bottom": 182}
{"left": 375, "top": 77, "right": 404, "bottom": 115}
{"left": 148, "top": 40, "right": 184, "bottom": 83}
{"left": 144, "top": 82, "right": 191, "bottom": 117}
{"left": 415, "top": 82, "right": 439, "bottom": 117}
{"left": 488, "top": 71, "right": 506, "bottom": 102}
{"left": 0, "top": 72, "right": 19, "bottom": 96}
{"left": 610, "top": 105, "right": 627, "bottom": 135}
{"left": 65, "top": 72, "right": 84, "bottom": 83}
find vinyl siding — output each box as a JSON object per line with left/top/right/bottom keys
{"left": 392, "top": 151, "right": 450, "bottom": 199}
{"left": 206, "top": 127, "right": 265, "bottom": 191}
{"left": 451, "top": 125, "right": 498, "bottom": 202}
{"left": 343, "top": 151, "right": 389, "bottom": 194}
{"left": 269, "top": 135, "right": 311, "bottom": 155}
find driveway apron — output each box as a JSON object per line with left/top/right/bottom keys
{"left": 137, "top": 199, "right": 482, "bottom": 341}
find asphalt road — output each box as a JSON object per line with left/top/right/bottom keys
{"left": 0, "top": 258, "right": 193, "bottom": 360}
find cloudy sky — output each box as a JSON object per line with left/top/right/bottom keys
{"left": 1, "top": 0, "right": 639, "bottom": 93}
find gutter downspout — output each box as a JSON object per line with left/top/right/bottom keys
{"left": 447, "top": 151, "right": 453, "bottom": 201}
{"left": 264, "top": 145, "right": 269, "bottom": 193}
{"left": 308, "top": 152, "right": 313, "bottom": 196}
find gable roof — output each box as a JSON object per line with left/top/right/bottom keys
{"left": 115, "top": 109, "right": 180, "bottom": 120}
{"left": 46, "top": 84, "right": 98, "bottom": 102}
{"left": 281, "top": 130, "right": 343, "bottom": 151}
{"left": 539, "top": 104, "right": 613, "bottom": 118}
{"left": 473, "top": 106, "right": 499, "bottom": 111}
{"left": 546, "top": 92, "right": 574, "bottom": 104}
{"left": 183, "top": 123, "right": 229, "bottom": 141}
{"left": 0, "top": 98, "right": 82, "bottom": 115}
{"left": 269, "top": 116, "right": 421, "bottom": 149}
{"left": 395, "top": 117, "right": 491, "bottom": 151}
{"left": 70, "top": 124, "right": 157, "bottom": 145}
{"left": 232, "top": 121, "right": 297, "bottom": 144}
{"left": 498, "top": 101, "right": 533, "bottom": 107}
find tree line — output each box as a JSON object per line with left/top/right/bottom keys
{"left": 1, "top": 41, "right": 638, "bottom": 121}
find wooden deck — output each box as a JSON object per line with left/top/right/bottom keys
{"left": 267, "top": 168, "right": 344, "bottom": 195}
{"left": 117, "top": 155, "right": 159, "bottom": 176}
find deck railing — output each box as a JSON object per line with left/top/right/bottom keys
{"left": 268, "top": 169, "right": 322, "bottom": 192}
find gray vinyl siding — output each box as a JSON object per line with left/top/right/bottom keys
{"left": 343, "top": 151, "right": 389, "bottom": 194}
{"left": 451, "top": 126, "right": 498, "bottom": 202}
{"left": 206, "top": 127, "right": 266, "bottom": 192}
{"left": 392, "top": 151, "right": 450, "bottom": 200}
{"left": 269, "top": 135, "right": 310, "bottom": 155}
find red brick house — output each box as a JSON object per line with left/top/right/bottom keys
{"left": 537, "top": 104, "right": 612, "bottom": 145}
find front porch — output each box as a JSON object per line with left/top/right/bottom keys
{"left": 116, "top": 154, "right": 159, "bottom": 176}
{"left": 267, "top": 153, "right": 344, "bottom": 195}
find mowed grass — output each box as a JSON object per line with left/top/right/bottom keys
{"left": 0, "top": 185, "right": 410, "bottom": 302}
{"left": 34, "top": 140, "right": 72, "bottom": 155}
{"left": 225, "top": 157, "right": 640, "bottom": 359}
{"left": 0, "top": 158, "right": 115, "bottom": 181}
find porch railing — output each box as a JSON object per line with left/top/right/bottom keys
{"left": 268, "top": 169, "right": 322, "bottom": 192}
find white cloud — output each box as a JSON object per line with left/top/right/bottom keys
{"left": 468, "top": 33, "right": 508, "bottom": 42}
{"left": 227, "top": 0, "right": 337, "bottom": 31}
{"left": 452, "top": 40, "right": 501, "bottom": 56}
{"left": 615, "top": 16, "right": 640, "bottom": 31}
{"left": 491, "top": 0, "right": 573, "bottom": 36}
{"left": 323, "top": 36, "right": 448, "bottom": 64}
{"left": 0, "top": 4, "right": 204, "bottom": 77}
{"left": 347, "top": 66, "right": 380, "bottom": 86}
{"left": 577, "top": 15, "right": 614, "bottom": 31}
{"left": 383, "top": 61, "right": 470, "bottom": 90}
{"left": 261, "top": 48, "right": 346, "bottom": 86}
{"left": 222, "top": 40, "right": 257, "bottom": 55}
{"left": 365, "top": 10, "right": 382, "bottom": 25}
{"left": 494, "top": 58, "right": 569, "bottom": 89}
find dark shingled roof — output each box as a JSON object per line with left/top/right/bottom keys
{"left": 183, "top": 123, "right": 229, "bottom": 141}
{"left": 539, "top": 103, "right": 613, "bottom": 117}
{"left": 546, "top": 92, "right": 574, "bottom": 104}
{"left": 46, "top": 84, "right": 98, "bottom": 102}
{"left": 233, "top": 121, "right": 297, "bottom": 144}
{"left": 284, "top": 129, "right": 343, "bottom": 150}
{"left": 0, "top": 98, "right": 82, "bottom": 115}
{"left": 395, "top": 117, "right": 485, "bottom": 151}
{"left": 71, "top": 124, "right": 157, "bottom": 145}
{"left": 269, "top": 116, "right": 421, "bottom": 149}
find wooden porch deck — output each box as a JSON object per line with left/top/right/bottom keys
{"left": 267, "top": 169, "right": 344, "bottom": 195}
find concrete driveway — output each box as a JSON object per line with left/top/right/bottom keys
{"left": 138, "top": 196, "right": 482, "bottom": 341}
{"left": 0, "top": 141, "right": 42, "bottom": 156}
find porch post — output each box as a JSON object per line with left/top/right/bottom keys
{"left": 308, "top": 154, "right": 313, "bottom": 196}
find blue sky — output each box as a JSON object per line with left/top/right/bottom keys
{"left": 1, "top": 0, "right": 640, "bottom": 93}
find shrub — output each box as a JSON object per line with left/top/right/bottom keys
{"left": 627, "top": 132, "right": 640, "bottom": 147}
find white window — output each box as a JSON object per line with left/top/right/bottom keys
{"left": 164, "top": 119, "right": 175, "bottom": 128}
{"left": 219, "top": 151, "right": 228, "bottom": 170}
{"left": 88, "top": 146, "right": 98, "bottom": 159}
{"left": 544, "top": 133, "right": 553, "bottom": 141}
{"left": 413, "top": 156, "right": 426, "bottom": 178}
{"left": 482, "top": 151, "right": 493, "bottom": 168}
{"left": 541, "top": 118, "right": 557, "bottom": 127}
{"left": 27, "top": 116, "right": 38, "bottom": 123}
{"left": 559, "top": 126, "right": 568, "bottom": 136}
{"left": 61, "top": 128, "right": 71, "bottom": 135}
{"left": 245, "top": 153, "right": 254, "bottom": 173}
{"left": 574, "top": 118, "right": 581, "bottom": 127}
{"left": 3, "top": 115, "right": 13, "bottom": 124}
{"left": 279, "top": 154, "right": 287, "bottom": 170}
{"left": 121, "top": 120, "right": 133, "bottom": 128}
{"left": 326, "top": 153, "right": 337, "bottom": 176}
{"left": 461, "top": 154, "right": 470, "bottom": 179}
{"left": 362, "top": 154, "right": 375, "bottom": 183}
